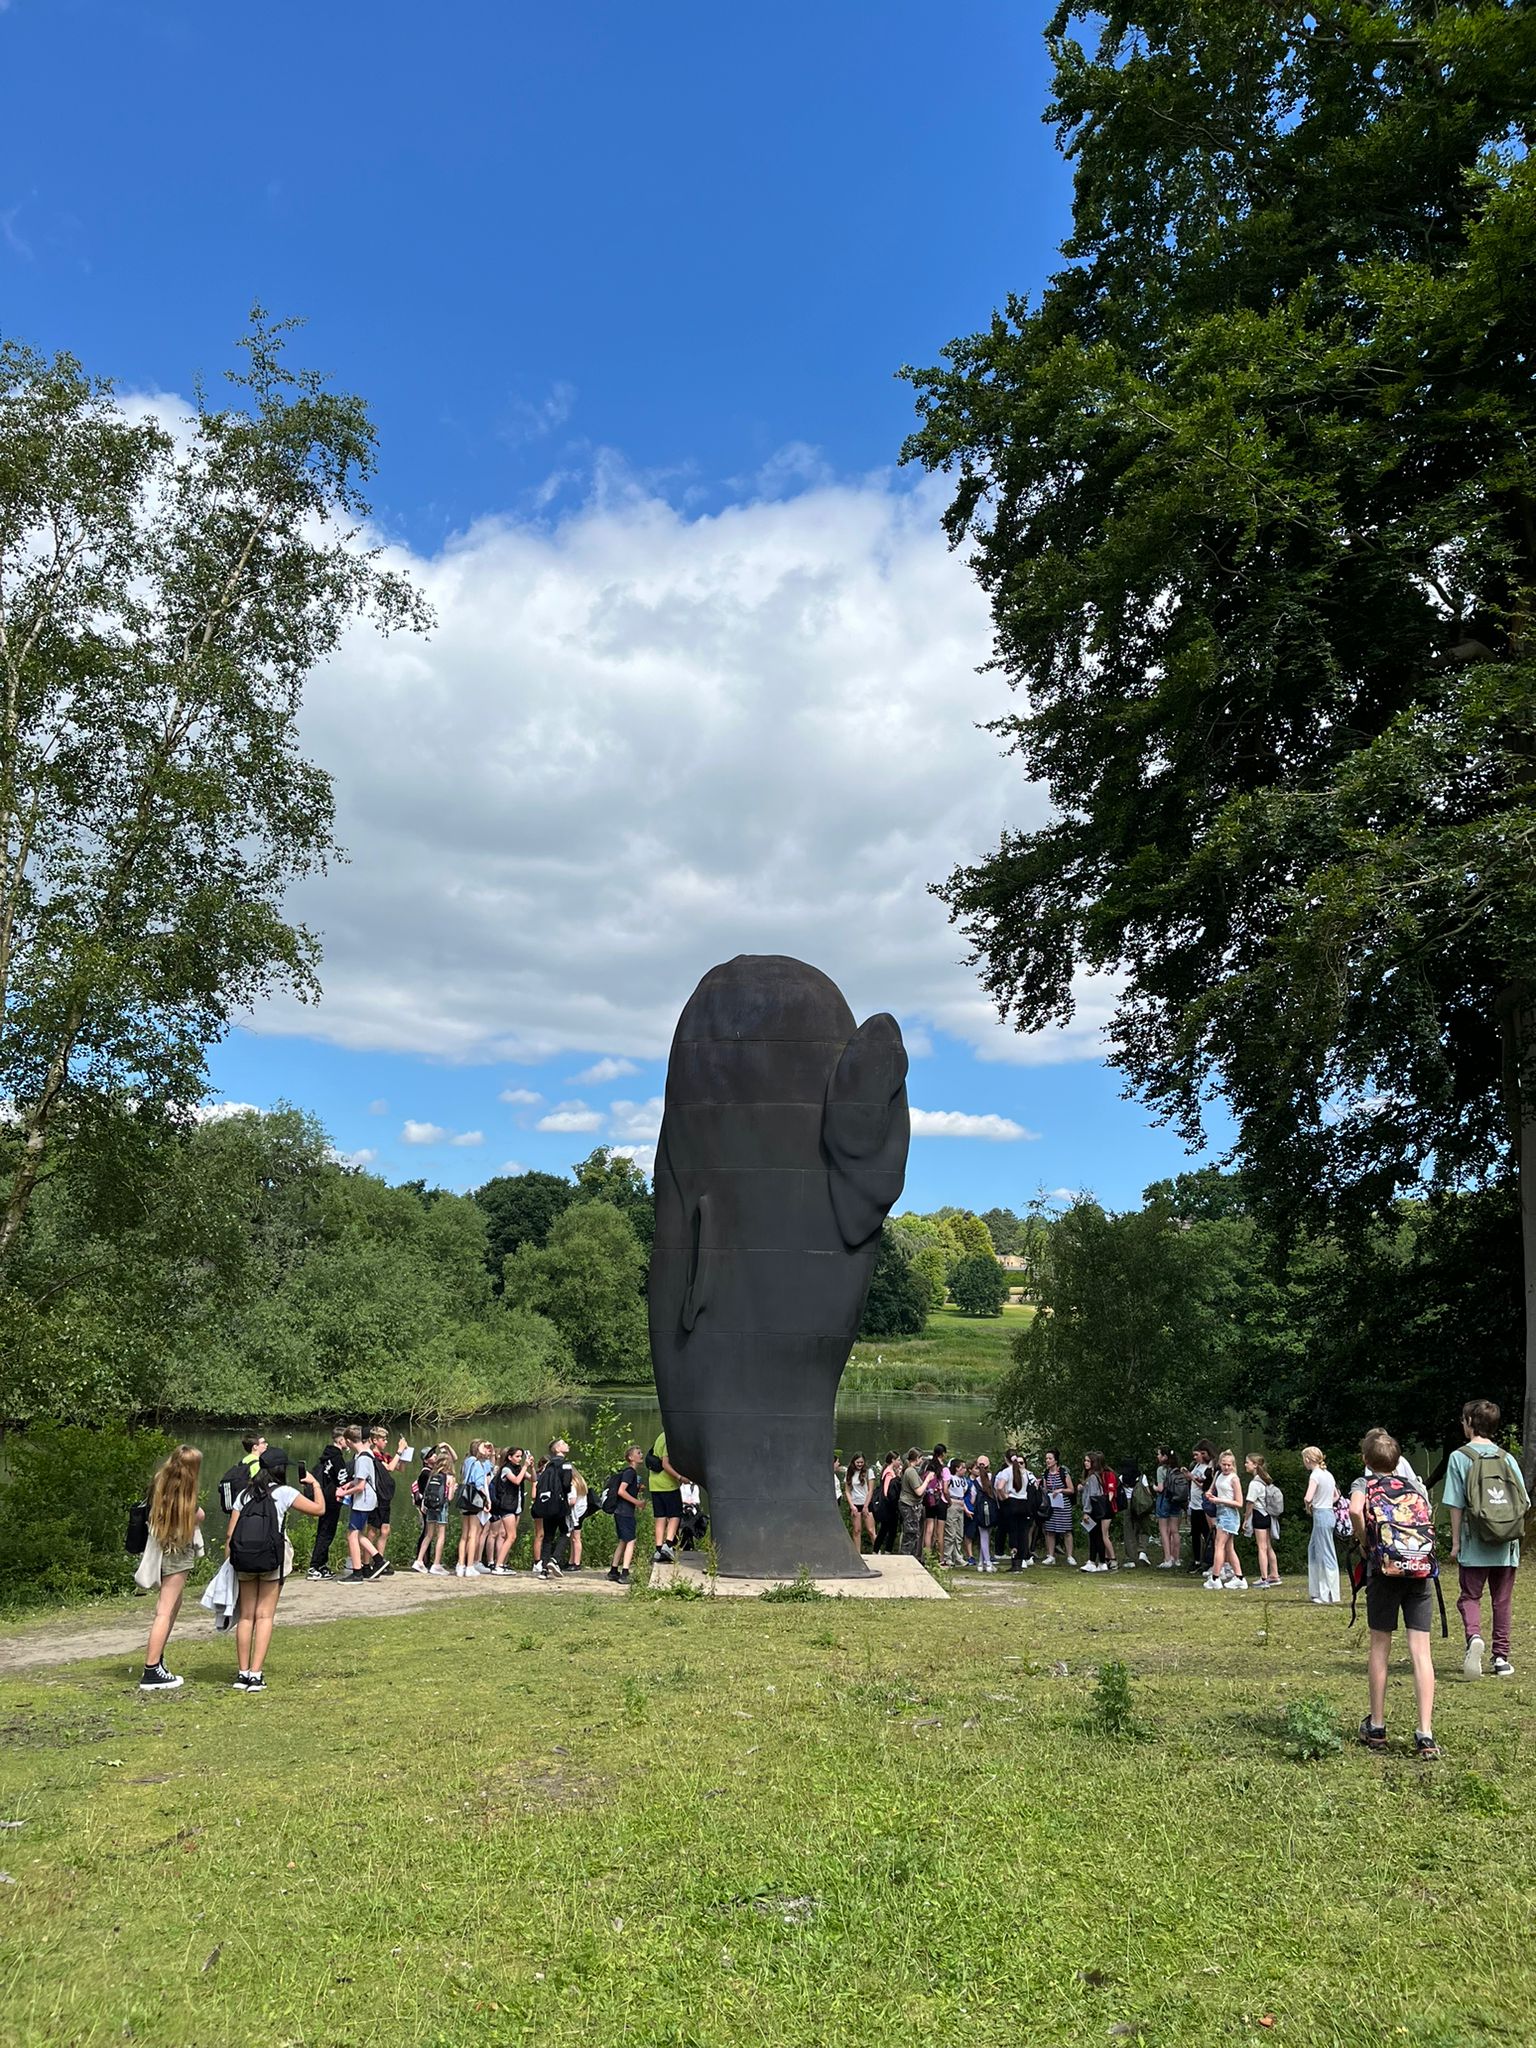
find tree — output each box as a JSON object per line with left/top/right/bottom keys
{"left": 572, "top": 1144, "right": 655, "bottom": 1254}
{"left": 858, "top": 1226, "right": 929, "bottom": 1339}
{"left": 996, "top": 1188, "right": 1258, "bottom": 1453}
{"left": 472, "top": 1169, "right": 576, "bottom": 1283}
{"left": 910, "top": 1243, "right": 949, "bottom": 1311}
{"left": 0, "top": 314, "right": 430, "bottom": 1268}
{"left": 936, "top": 1209, "right": 996, "bottom": 1264}
{"left": 903, "top": 6, "right": 1536, "bottom": 1473}
{"left": 981, "top": 1206, "right": 1024, "bottom": 1257}
{"left": 950, "top": 1253, "right": 1010, "bottom": 1318}
{"left": 502, "top": 1199, "right": 651, "bottom": 1384}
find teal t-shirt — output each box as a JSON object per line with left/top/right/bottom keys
{"left": 1443, "top": 1441, "right": 1524, "bottom": 1570}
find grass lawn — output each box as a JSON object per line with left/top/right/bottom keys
{"left": 844, "top": 1301, "right": 1033, "bottom": 1393}
{"left": 1, "top": 1565, "right": 1532, "bottom": 2048}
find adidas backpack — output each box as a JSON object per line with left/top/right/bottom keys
{"left": 1462, "top": 1446, "right": 1529, "bottom": 1546}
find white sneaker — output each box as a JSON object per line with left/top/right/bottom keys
{"left": 1464, "top": 1634, "right": 1485, "bottom": 1679}
{"left": 531, "top": 1562, "right": 546, "bottom": 1578}
{"left": 1040, "top": 1555, "right": 1055, "bottom": 1566}
{"left": 454, "top": 1563, "right": 466, "bottom": 1577}
{"left": 1203, "top": 1575, "right": 1222, "bottom": 1590}
{"left": 428, "top": 1564, "right": 450, "bottom": 1575}
{"left": 1138, "top": 1551, "right": 1152, "bottom": 1566}
{"left": 1157, "top": 1560, "right": 1176, "bottom": 1570}
{"left": 410, "top": 1559, "right": 428, "bottom": 1574}
{"left": 1225, "top": 1577, "right": 1248, "bottom": 1590}
{"left": 545, "top": 1559, "right": 563, "bottom": 1577}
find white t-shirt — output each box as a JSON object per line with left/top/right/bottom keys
{"left": 236, "top": 1483, "right": 298, "bottom": 1527}
{"left": 1308, "top": 1469, "right": 1337, "bottom": 1511}
{"left": 350, "top": 1450, "right": 378, "bottom": 1515}
{"left": 994, "top": 1465, "right": 1027, "bottom": 1500}
{"left": 1246, "top": 1476, "right": 1267, "bottom": 1513}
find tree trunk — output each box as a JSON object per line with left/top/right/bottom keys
{"left": 1500, "top": 988, "right": 1536, "bottom": 1491}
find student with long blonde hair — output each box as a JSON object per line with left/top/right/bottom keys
{"left": 139, "top": 1445, "right": 205, "bottom": 1691}
{"left": 1204, "top": 1448, "right": 1247, "bottom": 1590}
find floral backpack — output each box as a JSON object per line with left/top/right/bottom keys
{"left": 1347, "top": 1473, "right": 1447, "bottom": 1635}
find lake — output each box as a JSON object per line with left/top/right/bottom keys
{"left": 183, "top": 1386, "right": 1000, "bottom": 1487}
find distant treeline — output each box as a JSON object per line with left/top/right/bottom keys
{"left": 0, "top": 1111, "right": 656, "bottom": 1427}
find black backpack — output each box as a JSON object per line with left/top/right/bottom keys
{"left": 533, "top": 1460, "right": 569, "bottom": 1516}
{"left": 1165, "top": 1468, "right": 1191, "bottom": 1510}
{"left": 229, "top": 1481, "right": 284, "bottom": 1577}
{"left": 125, "top": 1500, "right": 150, "bottom": 1556}
{"left": 422, "top": 1470, "right": 448, "bottom": 1514}
{"left": 217, "top": 1459, "right": 253, "bottom": 1515}
{"left": 595, "top": 1469, "right": 630, "bottom": 1515}
{"left": 374, "top": 1458, "right": 396, "bottom": 1510}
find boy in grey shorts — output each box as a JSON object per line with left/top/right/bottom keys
{"left": 1349, "top": 1427, "right": 1438, "bottom": 1760}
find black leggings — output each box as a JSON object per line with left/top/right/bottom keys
{"left": 311, "top": 1495, "right": 341, "bottom": 1571}
{"left": 1189, "top": 1509, "right": 1211, "bottom": 1568}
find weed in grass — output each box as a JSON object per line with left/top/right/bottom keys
{"left": 760, "top": 1567, "right": 827, "bottom": 1603}
{"left": 1438, "top": 1768, "right": 1507, "bottom": 1816}
{"left": 1091, "top": 1658, "right": 1135, "bottom": 1738}
{"left": 1283, "top": 1694, "right": 1343, "bottom": 1761}
{"left": 622, "top": 1675, "right": 649, "bottom": 1722}
{"left": 666, "top": 1576, "right": 705, "bottom": 1600}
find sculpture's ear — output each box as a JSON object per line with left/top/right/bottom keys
{"left": 681, "top": 1192, "right": 711, "bottom": 1333}
{"left": 824, "top": 1012, "right": 910, "bottom": 1247}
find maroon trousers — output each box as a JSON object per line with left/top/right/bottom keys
{"left": 1456, "top": 1564, "right": 1517, "bottom": 1661}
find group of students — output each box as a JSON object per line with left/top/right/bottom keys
{"left": 131, "top": 1425, "right": 697, "bottom": 1692}
{"left": 843, "top": 1441, "right": 1301, "bottom": 1591}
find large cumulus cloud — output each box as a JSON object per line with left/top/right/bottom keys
{"left": 249, "top": 467, "right": 1114, "bottom": 1067}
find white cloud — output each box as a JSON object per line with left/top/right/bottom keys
{"left": 368, "top": 1098, "right": 389, "bottom": 1115}
{"left": 609, "top": 1095, "right": 664, "bottom": 1143}
{"left": 330, "top": 1145, "right": 378, "bottom": 1169}
{"left": 499, "top": 1086, "right": 544, "bottom": 1105}
{"left": 498, "top": 1159, "right": 526, "bottom": 1175}
{"left": 909, "top": 1108, "right": 1039, "bottom": 1142}
{"left": 611, "top": 1142, "right": 657, "bottom": 1178}
{"left": 193, "top": 1101, "right": 262, "bottom": 1123}
{"left": 535, "top": 1101, "right": 604, "bottom": 1134}
{"left": 449, "top": 1129, "right": 485, "bottom": 1147}
{"left": 231, "top": 461, "right": 1110, "bottom": 1070}
{"left": 400, "top": 1119, "right": 449, "bottom": 1145}
{"left": 571, "top": 1057, "right": 638, "bottom": 1085}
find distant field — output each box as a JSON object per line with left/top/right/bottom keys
{"left": 844, "top": 1302, "right": 1033, "bottom": 1394}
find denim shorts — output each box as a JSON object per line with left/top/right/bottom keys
{"left": 1215, "top": 1506, "right": 1240, "bottom": 1536}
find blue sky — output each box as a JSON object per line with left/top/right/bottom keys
{"left": 2, "top": 0, "right": 1223, "bottom": 1214}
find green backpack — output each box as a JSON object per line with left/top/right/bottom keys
{"left": 1462, "top": 1446, "right": 1529, "bottom": 1546}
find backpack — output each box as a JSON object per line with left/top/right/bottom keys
{"left": 596, "top": 1470, "right": 631, "bottom": 1515}
{"left": 228, "top": 1481, "right": 284, "bottom": 1577}
{"left": 1132, "top": 1477, "right": 1154, "bottom": 1516}
{"left": 374, "top": 1458, "right": 396, "bottom": 1510}
{"left": 1263, "top": 1481, "right": 1285, "bottom": 1520}
{"left": 1332, "top": 1490, "right": 1353, "bottom": 1540}
{"left": 1461, "top": 1445, "right": 1529, "bottom": 1546}
{"left": 534, "top": 1460, "right": 569, "bottom": 1516}
{"left": 422, "top": 1470, "right": 448, "bottom": 1514}
{"left": 217, "top": 1459, "right": 253, "bottom": 1515}
{"left": 1165, "top": 1469, "right": 1191, "bottom": 1511}
{"left": 1025, "top": 1479, "right": 1048, "bottom": 1521}
{"left": 1363, "top": 1474, "right": 1437, "bottom": 1579}
{"left": 125, "top": 1500, "right": 150, "bottom": 1556}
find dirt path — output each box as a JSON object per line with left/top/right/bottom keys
{"left": 0, "top": 1567, "right": 625, "bottom": 1676}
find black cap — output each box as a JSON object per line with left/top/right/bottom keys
{"left": 259, "top": 1446, "right": 289, "bottom": 1479}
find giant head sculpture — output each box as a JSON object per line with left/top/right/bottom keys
{"left": 648, "top": 955, "right": 910, "bottom": 1577}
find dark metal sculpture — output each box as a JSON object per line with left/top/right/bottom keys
{"left": 648, "top": 955, "right": 910, "bottom": 1577}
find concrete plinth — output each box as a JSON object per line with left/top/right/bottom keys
{"left": 649, "top": 1550, "right": 948, "bottom": 1600}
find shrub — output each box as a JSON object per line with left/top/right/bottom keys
{"left": 1283, "top": 1694, "right": 1343, "bottom": 1761}
{"left": 1090, "top": 1658, "right": 1135, "bottom": 1738}
{"left": 950, "top": 1254, "right": 1009, "bottom": 1317}
{"left": 761, "top": 1567, "right": 828, "bottom": 1603}
{"left": 0, "top": 1419, "right": 173, "bottom": 1609}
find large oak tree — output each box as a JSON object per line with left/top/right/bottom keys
{"left": 903, "top": 2, "right": 1536, "bottom": 1471}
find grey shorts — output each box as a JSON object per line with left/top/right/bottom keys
{"left": 1365, "top": 1574, "right": 1433, "bottom": 1635}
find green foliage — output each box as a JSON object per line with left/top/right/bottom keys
{"left": 910, "top": 1244, "right": 949, "bottom": 1311}
{"left": 904, "top": 5, "right": 1536, "bottom": 1446}
{"left": 759, "top": 1566, "right": 828, "bottom": 1603}
{"left": 0, "top": 1419, "right": 172, "bottom": 1609}
{"left": 503, "top": 1200, "right": 649, "bottom": 1385}
{"left": 1283, "top": 1695, "right": 1343, "bottom": 1763}
{"left": 996, "top": 1175, "right": 1258, "bottom": 1451}
{"left": 858, "top": 1227, "right": 929, "bottom": 1339}
{"left": 980, "top": 1207, "right": 1023, "bottom": 1257}
{"left": 1090, "top": 1658, "right": 1135, "bottom": 1739}
{"left": 0, "top": 1109, "right": 576, "bottom": 1425}
{"left": 572, "top": 1146, "right": 655, "bottom": 1254}
{"left": 0, "top": 315, "right": 430, "bottom": 1270}
{"left": 471, "top": 1170, "right": 576, "bottom": 1283}
{"left": 949, "top": 1253, "right": 1009, "bottom": 1318}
